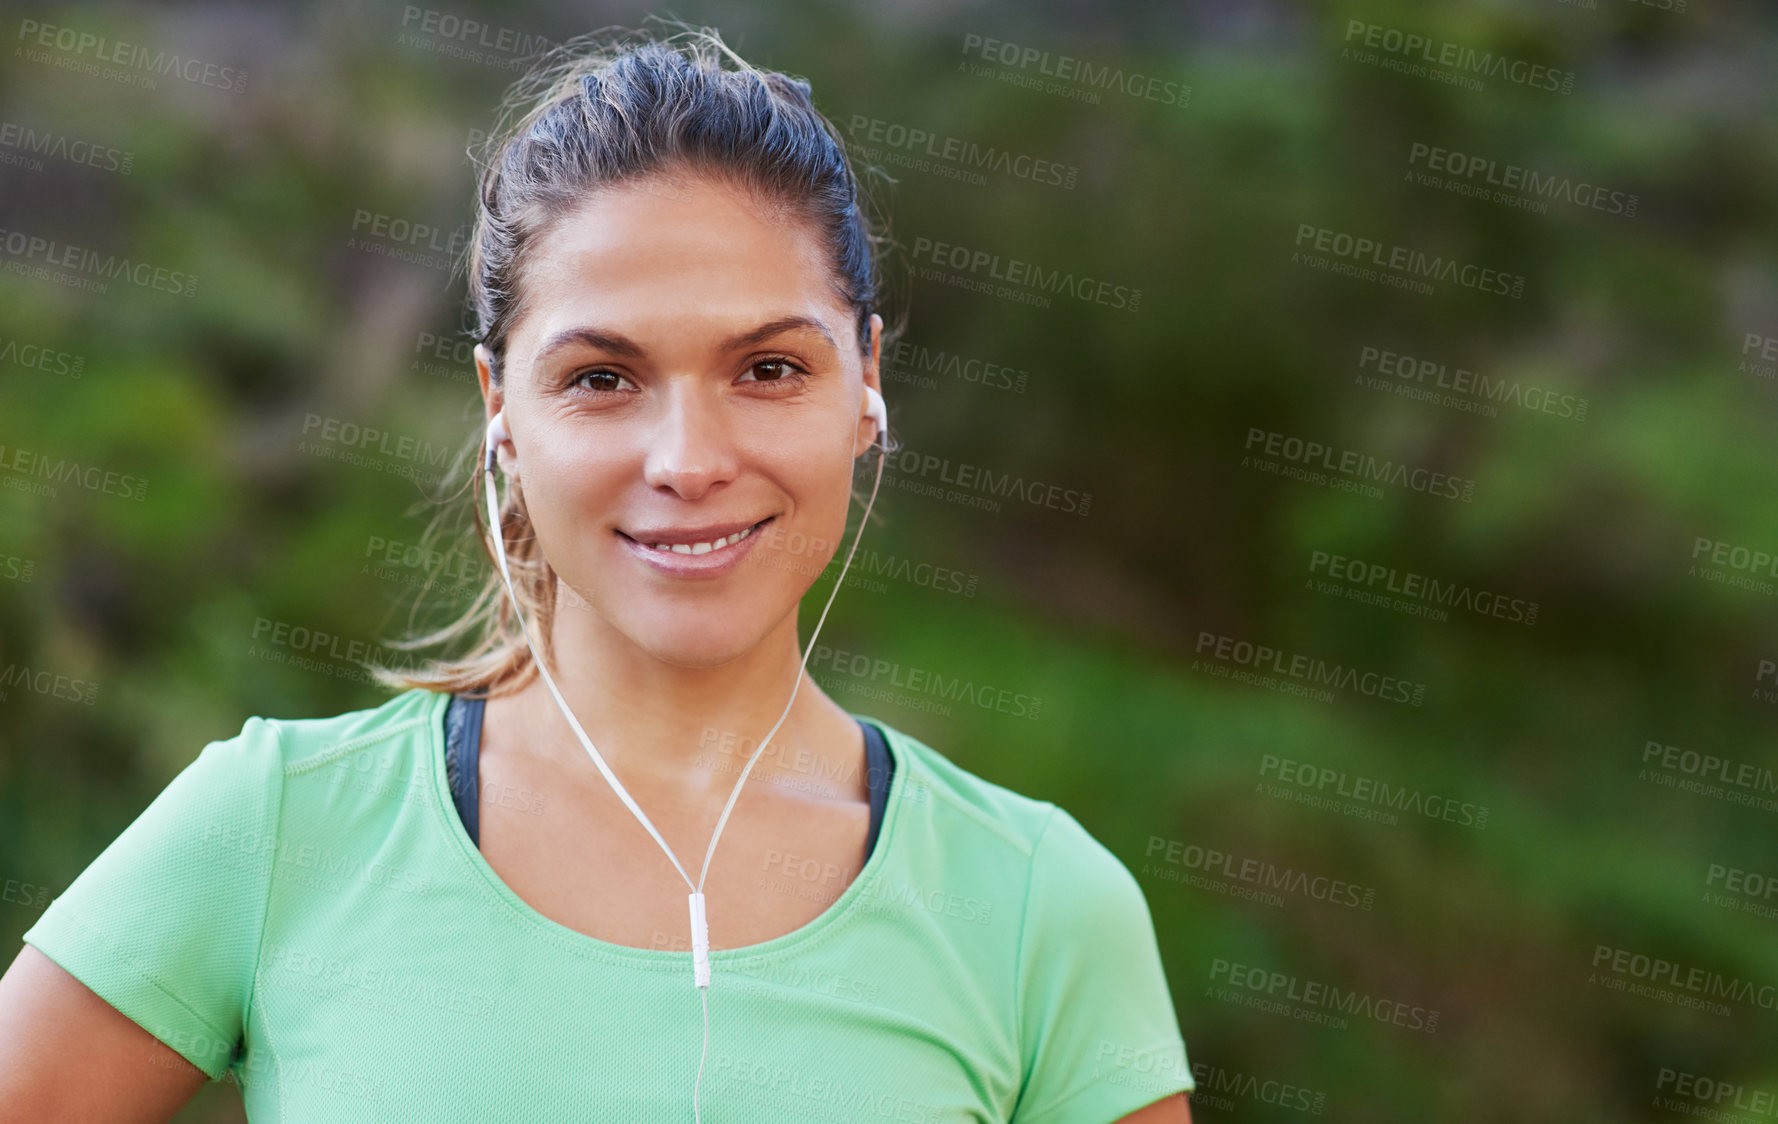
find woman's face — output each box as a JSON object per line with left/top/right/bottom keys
{"left": 477, "top": 170, "right": 883, "bottom": 669}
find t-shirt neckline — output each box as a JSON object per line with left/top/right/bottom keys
{"left": 420, "top": 687, "right": 909, "bottom": 967}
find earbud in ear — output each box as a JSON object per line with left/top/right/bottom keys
{"left": 863, "top": 386, "right": 888, "bottom": 448}
{"left": 485, "top": 411, "right": 509, "bottom": 475}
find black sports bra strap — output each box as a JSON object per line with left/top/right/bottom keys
{"left": 444, "top": 693, "right": 485, "bottom": 848}
{"left": 861, "top": 719, "right": 892, "bottom": 858}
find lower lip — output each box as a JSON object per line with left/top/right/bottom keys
{"left": 619, "top": 518, "right": 772, "bottom": 577}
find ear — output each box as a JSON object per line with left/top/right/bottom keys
{"left": 856, "top": 313, "right": 884, "bottom": 459}
{"left": 475, "top": 344, "right": 516, "bottom": 478}
{"left": 475, "top": 343, "right": 500, "bottom": 417}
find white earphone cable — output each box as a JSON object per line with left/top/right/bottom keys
{"left": 480, "top": 393, "right": 887, "bottom": 1122}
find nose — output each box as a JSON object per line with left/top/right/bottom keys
{"left": 640, "top": 382, "right": 740, "bottom": 501}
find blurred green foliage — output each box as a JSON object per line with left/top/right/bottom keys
{"left": 4, "top": 1, "right": 1778, "bottom": 1120}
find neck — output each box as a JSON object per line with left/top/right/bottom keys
{"left": 497, "top": 581, "right": 860, "bottom": 810}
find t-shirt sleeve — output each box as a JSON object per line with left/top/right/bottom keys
{"left": 1008, "top": 805, "right": 1195, "bottom": 1124}
{"left": 20, "top": 715, "right": 285, "bottom": 1081}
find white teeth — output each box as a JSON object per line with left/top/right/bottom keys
{"left": 647, "top": 524, "right": 756, "bottom": 555}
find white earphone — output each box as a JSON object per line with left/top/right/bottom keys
{"left": 863, "top": 384, "right": 887, "bottom": 443}
{"left": 479, "top": 381, "right": 888, "bottom": 1120}
{"left": 483, "top": 411, "right": 508, "bottom": 474}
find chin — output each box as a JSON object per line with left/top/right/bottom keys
{"left": 622, "top": 610, "right": 773, "bottom": 669}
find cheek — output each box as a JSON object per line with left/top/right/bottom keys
{"left": 747, "top": 451, "right": 856, "bottom": 576}
{"left": 520, "top": 443, "right": 626, "bottom": 541}
{"left": 786, "top": 447, "right": 857, "bottom": 511}
{"left": 798, "top": 458, "right": 869, "bottom": 564}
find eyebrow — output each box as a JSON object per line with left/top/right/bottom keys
{"left": 530, "top": 314, "right": 839, "bottom": 367}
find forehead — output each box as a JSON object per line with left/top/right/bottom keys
{"left": 510, "top": 172, "right": 851, "bottom": 360}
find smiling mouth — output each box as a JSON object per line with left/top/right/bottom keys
{"left": 619, "top": 517, "right": 773, "bottom": 556}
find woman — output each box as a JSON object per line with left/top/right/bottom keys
{"left": 0, "top": 27, "right": 1196, "bottom": 1122}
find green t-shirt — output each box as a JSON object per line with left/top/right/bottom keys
{"left": 23, "top": 687, "right": 1194, "bottom": 1121}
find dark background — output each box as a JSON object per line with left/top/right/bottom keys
{"left": 3, "top": 0, "right": 1777, "bottom": 1120}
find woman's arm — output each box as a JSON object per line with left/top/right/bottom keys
{"left": 0, "top": 944, "right": 209, "bottom": 1122}
{"left": 1115, "top": 1090, "right": 1192, "bottom": 1122}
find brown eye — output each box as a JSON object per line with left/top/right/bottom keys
{"left": 739, "top": 358, "right": 808, "bottom": 385}
{"left": 572, "top": 370, "right": 631, "bottom": 393}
